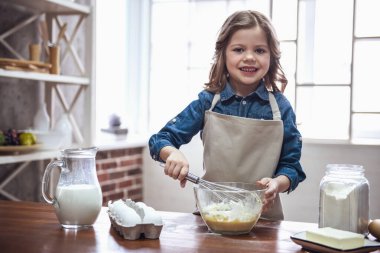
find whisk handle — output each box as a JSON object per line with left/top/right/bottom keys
{"left": 159, "top": 163, "right": 200, "bottom": 184}
{"left": 185, "top": 173, "right": 200, "bottom": 184}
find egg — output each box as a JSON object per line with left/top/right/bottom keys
{"left": 139, "top": 205, "right": 163, "bottom": 225}
{"left": 136, "top": 202, "right": 147, "bottom": 208}
{"left": 368, "top": 219, "right": 380, "bottom": 240}
{"left": 108, "top": 200, "right": 142, "bottom": 226}
{"left": 116, "top": 204, "right": 142, "bottom": 227}
{"left": 108, "top": 200, "right": 125, "bottom": 216}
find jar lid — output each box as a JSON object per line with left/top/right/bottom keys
{"left": 326, "top": 164, "right": 364, "bottom": 175}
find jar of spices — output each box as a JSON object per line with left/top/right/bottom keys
{"left": 319, "top": 164, "right": 369, "bottom": 235}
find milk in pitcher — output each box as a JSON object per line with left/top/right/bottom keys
{"left": 42, "top": 147, "right": 103, "bottom": 229}
{"left": 55, "top": 184, "right": 102, "bottom": 227}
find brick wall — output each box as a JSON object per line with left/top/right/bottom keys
{"left": 96, "top": 147, "right": 144, "bottom": 205}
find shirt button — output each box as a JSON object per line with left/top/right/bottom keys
{"left": 242, "top": 100, "right": 247, "bottom": 105}
{"left": 172, "top": 118, "right": 177, "bottom": 123}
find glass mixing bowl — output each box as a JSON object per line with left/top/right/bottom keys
{"left": 194, "top": 182, "right": 265, "bottom": 235}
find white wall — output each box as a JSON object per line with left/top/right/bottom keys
{"left": 143, "top": 139, "right": 380, "bottom": 223}
{"left": 143, "top": 135, "right": 204, "bottom": 214}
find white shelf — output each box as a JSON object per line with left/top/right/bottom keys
{"left": 0, "top": 69, "right": 90, "bottom": 85}
{"left": 4, "top": 0, "right": 91, "bottom": 15}
{"left": 0, "top": 0, "right": 95, "bottom": 167}
{"left": 0, "top": 133, "right": 148, "bottom": 165}
{"left": 0, "top": 150, "right": 60, "bottom": 165}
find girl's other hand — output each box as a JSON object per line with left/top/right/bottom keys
{"left": 256, "top": 177, "right": 278, "bottom": 212}
{"left": 256, "top": 175, "right": 290, "bottom": 212}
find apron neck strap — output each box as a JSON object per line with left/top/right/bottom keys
{"left": 268, "top": 92, "right": 281, "bottom": 120}
{"left": 209, "top": 93, "right": 220, "bottom": 111}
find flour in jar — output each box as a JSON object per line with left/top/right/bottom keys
{"left": 55, "top": 184, "right": 102, "bottom": 226}
{"left": 319, "top": 181, "right": 369, "bottom": 233}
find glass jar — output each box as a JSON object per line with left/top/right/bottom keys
{"left": 319, "top": 164, "right": 369, "bottom": 234}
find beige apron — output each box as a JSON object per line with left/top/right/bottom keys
{"left": 202, "top": 92, "right": 284, "bottom": 220}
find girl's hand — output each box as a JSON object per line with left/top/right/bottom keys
{"left": 256, "top": 175, "right": 290, "bottom": 212}
{"left": 160, "top": 147, "right": 189, "bottom": 188}
{"left": 256, "top": 177, "right": 278, "bottom": 212}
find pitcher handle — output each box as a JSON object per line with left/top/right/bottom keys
{"left": 42, "top": 160, "right": 64, "bottom": 204}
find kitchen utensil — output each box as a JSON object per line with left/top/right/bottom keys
{"left": 0, "top": 57, "right": 51, "bottom": 73}
{"left": 194, "top": 182, "right": 265, "bottom": 235}
{"left": 33, "top": 102, "right": 50, "bottom": 132}
{"left": 49, "top": 45, "right": 60, "bottom": 74}
{"left": 159, "top": 163, "right": 253, "bottom": 202}
{"left": 38, "top": 20, "right": 51, "bottom": 55}
{"left": 0, "top": 58, "right": 52, "bottom": 68}
{"left": 42, "top": 147, "right": 102, "bottom": 229}
{"left": 29, "top": 44, "right": 41, "bottom": 61}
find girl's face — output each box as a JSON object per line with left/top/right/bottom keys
{"left": 225, "top": 26, "right": 270, "bottom": 96}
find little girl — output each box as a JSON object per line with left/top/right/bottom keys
{"left": 149, "top": 10, "right": 306, "bottom": 220}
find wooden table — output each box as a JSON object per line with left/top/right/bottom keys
{"left": 0, "top": 200, "right": 367, "bottom": 253}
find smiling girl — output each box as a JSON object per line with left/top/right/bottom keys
{"left": 149, "top": 10, "right": 306, "bottom": 220}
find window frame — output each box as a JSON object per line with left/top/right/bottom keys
{"left": 125, "top": 0, "right": 380, "bottom": 145}
{"left": 291, "top": 0, "right": 380, "bottom": 145}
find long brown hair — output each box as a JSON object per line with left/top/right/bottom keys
{"left": 205, "top": 10, "right": 287, "bottom": 93}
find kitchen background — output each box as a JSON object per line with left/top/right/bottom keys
{"left": 0, "top": 0, "right": 379, "bottom": 223}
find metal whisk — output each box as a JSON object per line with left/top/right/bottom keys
{"left": 159, "top": 163, "right": 255, "bottom": 202}
{"left": 186, "top": 172, "right": 255, "bottom": 202}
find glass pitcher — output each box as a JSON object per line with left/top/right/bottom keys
{"left": 42, "top": 147, "right": 103, "bottom": 229}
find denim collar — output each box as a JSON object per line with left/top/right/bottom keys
{"left": 220, "top": 80, "right": 269, "bottom": 102}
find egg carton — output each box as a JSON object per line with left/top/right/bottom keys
{"left": 108, "top": 211, "right": 163, "bottom": 240}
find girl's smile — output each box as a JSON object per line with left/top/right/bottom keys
{"left": 240, "top": 66, "right": 258, "bottom": 72}
{"left": 225, "top": 26, "right": 270, "bottom": 96}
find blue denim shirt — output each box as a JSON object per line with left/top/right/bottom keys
{"left": 149, "top": 81, "right": 306, "bottom": 192}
